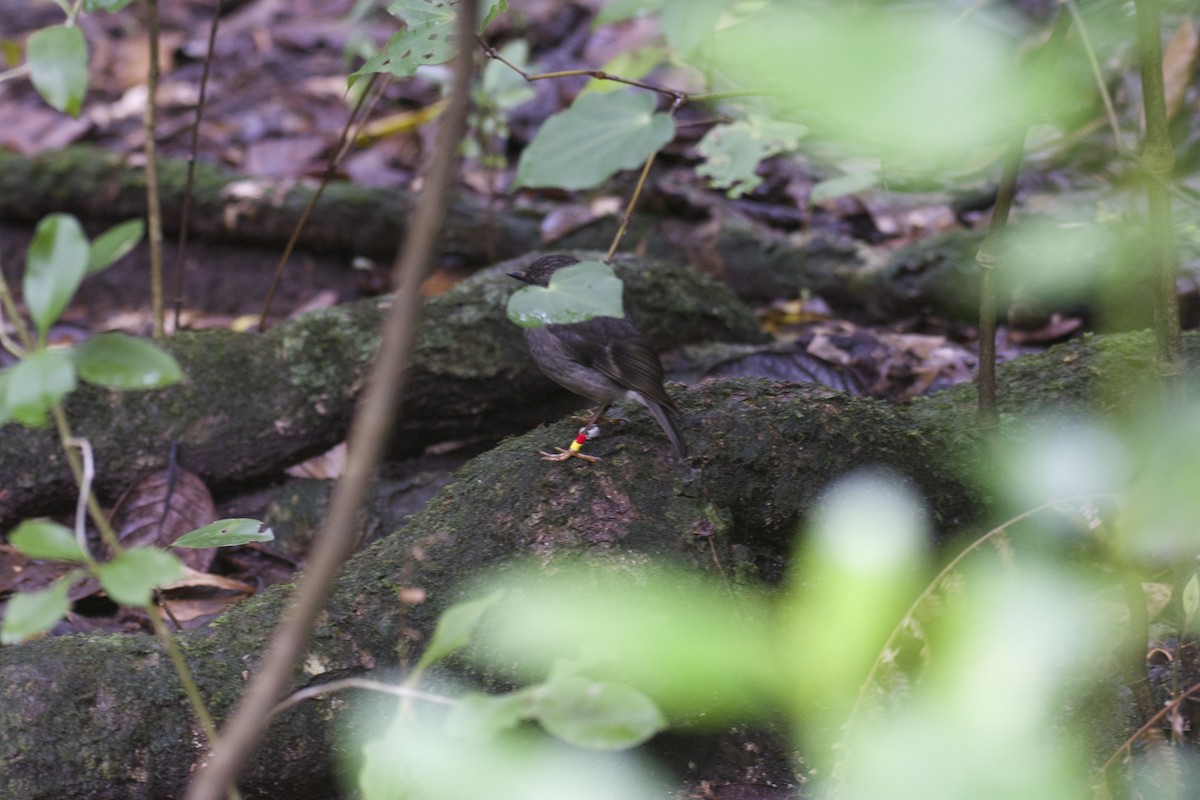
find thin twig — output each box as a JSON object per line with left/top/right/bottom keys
{"left": 63, "top": 436, "right": 97, "bottom": 563}
{"left": 183, "top": 3, "right": 478, "bottom": 797}
{"left": 144, "top": 0, "right": 165, "bottom": 338}
{"left": 171, "top": 0, "right": 224, "bottom": 332}
{"left": 269, "top": 677, "right": 456, "bottom": 722}
{"left": 257, "top": 73, "right": 386, "bottom": 330}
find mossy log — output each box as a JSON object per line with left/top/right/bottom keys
{"left": 0, "top": 253, "right": 765, "bottom": 524}
{"left": 0, "top": 375, "right": 980, "bottom": 800}
{"left": 0, "top": 328, "right": 1188, "bottom": 799}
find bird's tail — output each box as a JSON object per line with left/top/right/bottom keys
{"left": 647, "top": 402, "right": 688, "bottom": 462}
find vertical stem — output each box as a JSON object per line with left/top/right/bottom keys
{"left": 1133, "top": 0, "right": 1185, "bottom": 385}
{"left": 144, "top": 0, "right": 165, "bottom": 338}
{"left": 182, "top": 3, "right": 478, "bottom": 798}
{"left": 975, "top": 9, "right": 1072, "bottom": 425}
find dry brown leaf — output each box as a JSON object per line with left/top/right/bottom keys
{"left": 109, "top": 469, "right": 217, "bottom": 571}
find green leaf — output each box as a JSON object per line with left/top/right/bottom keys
{"left": 1184, "top": 573, "right": 1200, "bottom": 625}
{"left": 580, "top": 47, "right": 665, "bottom": 97}
{"left": 472, "top": 562, "right": 781, "bottom": 722}
{"left": 26, "top": 25, "right": 89, "bottom": 117}
{"left": 0, "top": 576, "right": 75, "bottom": 644}
{"left": 695, "top": 116, "right": 807, "bottom": 198}
{"left": 514, "top": 91, "right": 675, "bottom": 190}
{"left": 506, "top": 261, "right": 625, "bottom": 328}
{"left": 172, "top": 518, "right": 274, "bottom": 548}
{"left": 75, "top": 333, "right": 183, "bottom": 390}
{"left": 9, "top": 519, "right": 88, "bottom": 562}
{"left": 24, "top": 213, "right": 89, "bottom": 342}
{"left": 444, "top": 689, "right": 535, "bottom": 740}
{"left": 96, "top": 547, "right": 185, "bottom": 607}
{"left": 87, "top": 219, "right": 144, "bottom": 274}
{"left": 4, "top": 349, "right": 77, "bottom": 427}
{"left": 809, "top": 170, "right": 882, "bottom": 204}
{"left": 83, "top": 0, "right": 136, "bottom": 10}
{"left": 660, "top": 0, "right": 733, "bottom": 57}
{"left": 478, "top": 0, "right": 507, "bottom": 31}
{"left": 595, "top": 0, "right": 663, "bottom": 26}
{"left": 417, "top": 590, "right": 505, "bottom": 670}
{"left": 715, "top": 7, "right": 1065, "bottom": 163}
{"left": 533, "top": 674, "right": 665, "bottom": 750}
{"left": 480, "top": 39, "right": 534, "bottom": 109}
{"left": 352, "top": 0, "right": 462, "bottom": 80}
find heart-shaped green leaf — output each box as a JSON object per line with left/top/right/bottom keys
{"left": 514, "top": 91, "right": 675, "bottom": 190}
{"left": 506, "top": 261, "right": 624, "bottom": 328}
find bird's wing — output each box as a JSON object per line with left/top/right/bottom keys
{"left": 552, "top": 317, "right": 678, "bottom": 411}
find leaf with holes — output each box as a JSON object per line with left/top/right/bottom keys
{"left": 172, "top": 518, "right": 274, "bottom": 549}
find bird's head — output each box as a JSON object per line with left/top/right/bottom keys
{"left": 507, "top": 254, "right": 581, "bottom": 287}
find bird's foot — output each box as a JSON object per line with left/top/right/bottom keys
{"left": 538, "top": 447, "right": 602, "bottom": 463}
{"left": 539, "top": 424, "right": 603, "bottom": 462}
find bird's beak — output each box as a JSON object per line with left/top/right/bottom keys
{"left": 508, "top": 271, "right": 531, "bottom": 284}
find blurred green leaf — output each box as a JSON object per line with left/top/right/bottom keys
{"left": 9, "top": 519, "right": 88, "bottom": 562}
{"left": 360, "top": 716, "right": 665, "bottom": 800}
{"left": 715, "top": 6, "right": 1068, "bottom": 163}
{"left": 96, "top": 547, "right": 184, "bottom": 607}
{"left": 25, "top": 213, "right": 89, "bottom": 342}
{"left": 4, "top": 348, "right": 77, "bottom": 427}
{"left": 75, "top": 333, "right": 183, "bottom": 390}
{"left": 580, "top": 47, "right": 665, "bottom": 96}
{"left": 696, "top": 116, "right": 808, "bottom": 198}
{"left": 809, "top": 169, "right": 882, "bottom": 204}
{"left": 417, "top": 590, "right": 504, "bottom": 671}
{"left": 782, "top": 469, "right": 929, "bottom": 723}
{"left": 660, "top": 0, "right": 733, "bottom": 57}
{"left": 87, "top": 219, "right": 144, "bottom": 274}
{"left": 0, "top": 575, "right": 76, "bottom": 644}
{"left": 172, "top": 518, "right": 274, "bottom": 549}
{"left": 506, "top": 261, "right": 624, "bottom": 328}
{"left": 594, "top": 0, "right": 662, "bottom": 26}
{"left": 27, "top": 25, "right": 89, "bottom": 116}
{"left": 445, "top": 690, "right": 535, "bottom": 741}
{"left": 480, "top": 39, "right": 535, "bottom": 109}
{"left": 514, "top": 91, "right": 675, "bottom": 190}
{"left": 82, "top": 0, "right": 136, "bottom": 10}
{"left": 470, "top": 562, "right": 781, "bottom": 721}
{"left": 532, "top": 673, "right": 665, "bottom": 750}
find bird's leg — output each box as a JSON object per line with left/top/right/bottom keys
{"left": 568, "top": 403, "right": 625, "bottom": 427}
{"left": 539, "top": 420, "right": 604, "bottom": 463}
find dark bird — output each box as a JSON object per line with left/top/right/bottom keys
{"left": 509, "top": 254, "right": 688, "bottom": 463}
